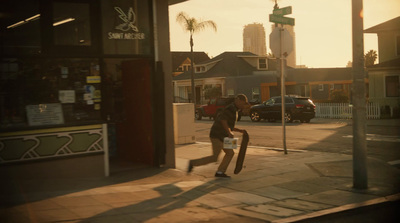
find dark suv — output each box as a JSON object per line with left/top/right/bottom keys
{"left": 250, "top": 95, "right": 316, "bottom": 123}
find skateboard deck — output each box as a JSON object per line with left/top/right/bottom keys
{"left": 234, "top": 130, "right": 249, "bottom": 174}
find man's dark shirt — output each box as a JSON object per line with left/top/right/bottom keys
{"left": 209, "top": 102, "right": 238, "bottom": 141}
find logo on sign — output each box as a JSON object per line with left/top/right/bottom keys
{"left": 114, "top": 7, "right": 138, "bottom": 32}
{"left": 108, "top": 7, "right": 146, "bottom": 40}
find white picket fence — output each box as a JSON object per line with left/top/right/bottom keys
{"left": 315, "top": 103, "right": 380, "bottom": 119}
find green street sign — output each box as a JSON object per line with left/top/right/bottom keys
{"left": 269, "top": 14, "right": 295, "bottom": 26}
{"left": 273, "top": 6, "right": 292, "bottom": 16}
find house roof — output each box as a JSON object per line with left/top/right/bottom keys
{"left": 368, "top": 57, "right": 400, "bottom": 70}
{"left": 171, "top": 51, "right": 210, "bottom": 71}
{"left": 287, "top": 68, "right": 353, "bottom": 83}
{"left": 173, "top": 52, "right": 259, "bottom": 80}
{"left": 364, "top": 16, "right": 400, "bottom": 33}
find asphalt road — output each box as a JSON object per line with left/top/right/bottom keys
{"left": 194, "top": 117, "right": 400, "bottom": 165}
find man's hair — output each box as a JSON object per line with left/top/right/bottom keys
{"left": 236, "top": 94, "right": 248, "bottom": 103}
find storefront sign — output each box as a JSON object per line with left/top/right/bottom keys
{"left": 108, "top": 7, "right": 146, "bottom": 40}
{"left": 26, "top": 103, "right": 64, "bottom": 126}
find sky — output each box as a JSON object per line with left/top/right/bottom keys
{"left": 169, "top": 0, "right": 400, "bottom": 68}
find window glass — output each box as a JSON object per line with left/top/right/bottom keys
{"left": 258, "top": 58, "right": 267, "bottom": 69}
{"left": 53, "top": 2, "right": 91, "bottom": 46}
{"left": 0, "top": 1, "right": 41, "bottom": 55}
{"left": 252, "top": 87, "right": 260, "bottom": 100}
{"left": 0, "top": 58, "right": 101, "bottom": 130}
{"left": 397, "top": 36, "right": 400, "bottom": 56}
{"left": 386, "top": 76, "right": 399, "bottom": 97}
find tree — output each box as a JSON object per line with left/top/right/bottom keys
{"left": 203, "top": 86, "right": 222, "bottom": 100}
{"left": 176, "top": 12, "right": 217, "bottom": 108}
{"left": 364, "top": 49, "right": 377, "bottom": 67}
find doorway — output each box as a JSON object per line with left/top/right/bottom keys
{"left": 103, "top": 58, "right": 155, "bottom": 171}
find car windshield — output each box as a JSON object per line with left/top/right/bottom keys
{"left": 265, "top": 98, "right": 275, "bottom": 105}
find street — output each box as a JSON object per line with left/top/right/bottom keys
{"left": 194, "top": 117, "right": 400, "bottom": 165}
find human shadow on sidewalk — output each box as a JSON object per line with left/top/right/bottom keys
{"left": 78, "top": 179, "right": 223, "bottom": 222}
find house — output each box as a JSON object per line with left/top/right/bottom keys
{"left": 171, "top": 51, "right": 210, "bottom": 76}
{"left": 365, "top": 16, "right": 400, "bottom": 117}
{"left": 172, "top": 51, "right": 276, "bottom": 104}
{"left": 172, "top": 51, "right": 357, "bottom": 105}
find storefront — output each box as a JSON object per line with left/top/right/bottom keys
{"left": 0, "top": 0, "right": 175, "bottom": 178}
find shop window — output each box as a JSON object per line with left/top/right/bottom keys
{"left": 386, "top": 76, "right": 399, "bottom": 97}
{"left": 0, "top": 58, "right": 102, "bottom": 130}
{"left": 1, "top": 1, "right": 41, "bottom": 55}
{"left": 53, "top": 2, "right": 91, "bottom": 46}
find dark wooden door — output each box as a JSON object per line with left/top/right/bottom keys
{"left": 116, "top": 59, "right": 154, "bottom": 165}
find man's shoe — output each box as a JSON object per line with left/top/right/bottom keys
{"left": 188, "top": 162, "right": 193, "bottom": 173}
{"left": 215, "top": 172, "right": 230, "bottom": 178}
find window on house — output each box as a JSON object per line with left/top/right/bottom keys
{"left": 227, "top": 89, "right": 235, "bottom": 97}
{"left": 386, "top": 76, "right": 399, "bottom": 97}
{"left": 330, "top": 84, "right": 334, "bottom": 90}
{"left": 318, "top": 84, "right": 324, "bottom": 91}
{"left": 258, "top": 58, "right": 267, "bottom": 69}
{"left": 397, "top": 35, "right": 400, "bottom": 56}
{"left": 252, "top": 88, "right": 260, "bottom": 100}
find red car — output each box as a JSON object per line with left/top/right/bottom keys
{"left": 195, "top": 97, "right": 235, "bottom": 120}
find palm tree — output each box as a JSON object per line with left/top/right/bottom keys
{"left": 364, "top": 49, "right": 377, "bottom": 67}
{"left": 176, "top": 12, "right": 217, "bottom": 108}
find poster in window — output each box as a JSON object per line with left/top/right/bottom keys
{"left": 26, "top": 103, "right": 64, "bottom": 126}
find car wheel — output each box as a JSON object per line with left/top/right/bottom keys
{"left": 250, "top": 111, "right": 261, "bottom": 122}
{"left": 195, "top": 110, "right": 202, "bottom": 120}
{"left": 284, "top": 112, "right": 293, "bottom": 123}
{"left": 304, "top": 118, "right": 310, "bottom": 123}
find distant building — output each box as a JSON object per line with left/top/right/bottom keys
{"left": 243, "top": 23, "right": 267, "bottom": 56}
{"left": 270, "top": 24, "right": 296, "bottom": 68}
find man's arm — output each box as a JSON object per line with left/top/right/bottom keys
{"left": 221, "top": 120, "right": 244, "bottom": 137}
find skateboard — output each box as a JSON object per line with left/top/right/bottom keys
{"left": 234, "top": 130, "right": 249, "bottom": 174}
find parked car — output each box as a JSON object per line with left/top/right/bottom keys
{"left": 196, "top": 97, "right": 236, "bottom": 120}
{"left": 250, "top": 95, "right": 316, "bottom": 123}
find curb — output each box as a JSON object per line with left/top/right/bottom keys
{"left": 271, "top": 193, "right": 400, "bottom": 223}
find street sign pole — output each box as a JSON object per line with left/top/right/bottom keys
{"left": 351, "top": 0, "right": 368, "bottom": 189}
{"left": 270, "top": 5, "right": 294, "bottom": 155}
{"left": 280, "top": 25, "right": 287, "bottom": 154}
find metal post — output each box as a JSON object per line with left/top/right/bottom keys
{"left": 280, "top": 25, "right": 287, "bottom": 154}
{"left": 352, "top": 0, "right": 368, "bottom": 189}
{"left": 190, "top": 35, "right": 196, "bottom": 113}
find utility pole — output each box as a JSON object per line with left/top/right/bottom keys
{"left": 351, "top": 0, "right": 368, "bottom": 189}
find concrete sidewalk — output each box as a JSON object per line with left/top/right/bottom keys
{"left": 1, "top": 142, "right": 400, "bottom": 222}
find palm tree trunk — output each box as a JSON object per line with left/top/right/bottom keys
{"left": 190, "top": 34, "right": 196, "bottom": 112}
